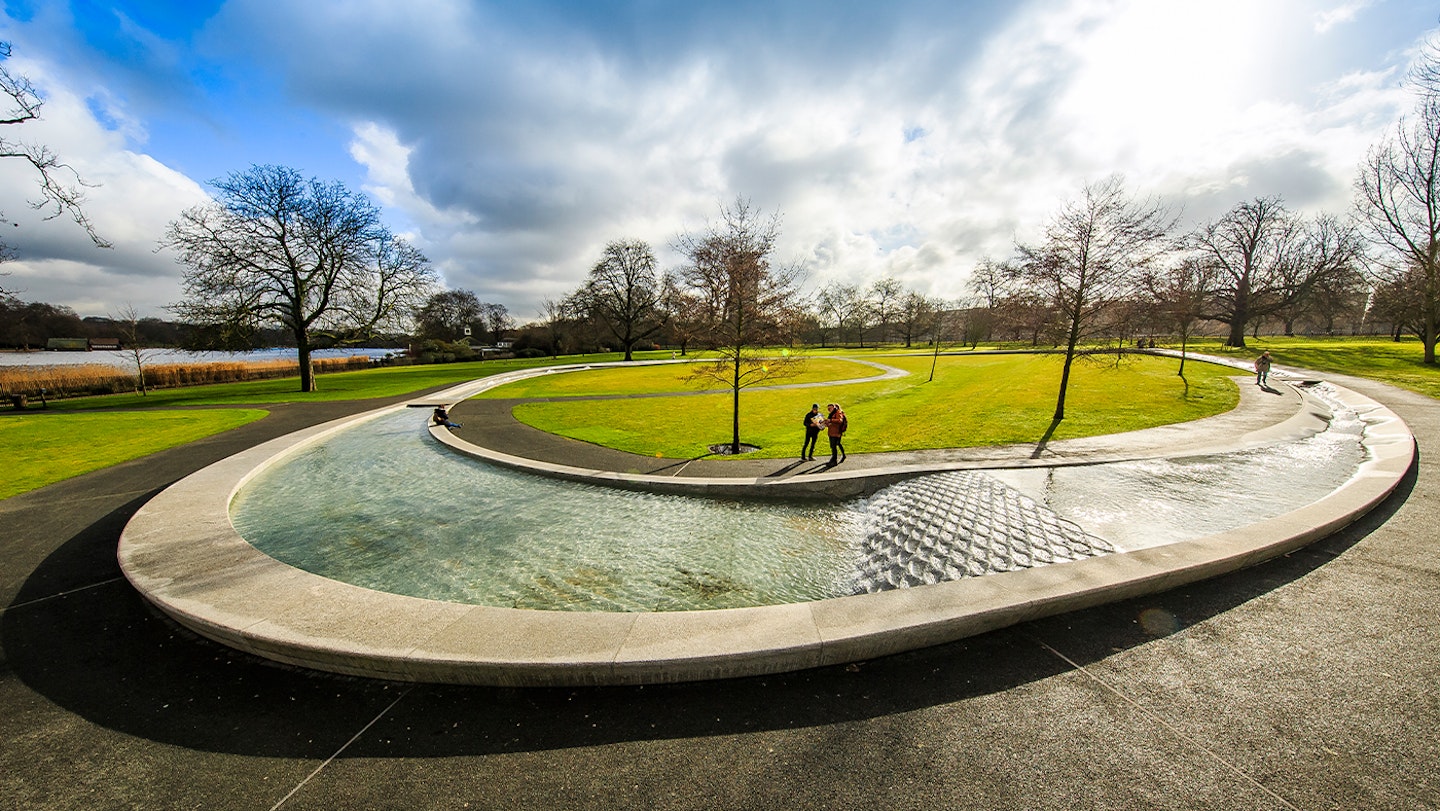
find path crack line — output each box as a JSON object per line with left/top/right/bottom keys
{"left": 1031, "top": 636, "right": 1305, "bottom": 811}
{"left": 2, "top": 577, "right": 125, "bottom": 613}
{"left": 269, "top": 687, "right": 412, "bottom": 810}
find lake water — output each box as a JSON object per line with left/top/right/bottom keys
{"left": 0, "top": 347, "right": 405, "bottom": 369}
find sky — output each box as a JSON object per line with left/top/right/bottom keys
{"left": 0, "top": 0, "right": 1436, "bottom": 321}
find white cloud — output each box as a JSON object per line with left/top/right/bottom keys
{"left": 2, "top": 0, "right": 1430, "bottom": 322}
{"left": 1315, "top": 0, "right": 1378, "bottom": 34}
{"left": 0, "top": 53, "right": 209, "bottom": 317}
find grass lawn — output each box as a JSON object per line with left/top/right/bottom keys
{"left": 0, "top": 354, "right": 617, "bottom": 501}
{"left": 508, "top": 352, "right": 1239, "bottom": 459}
{"left": 0, "top": 409, "right": 266, "bottom": 500}
{"left": 1181, "top": 336, "right": 1440, "bottom": 399}
{"left": 478, "top": 357, "right": 884, "bottom": 399}
{"left": 2, "top": 352, "right": 693, "bottom": 501}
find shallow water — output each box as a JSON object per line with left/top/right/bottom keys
{"left": 231, "top": 386, "right": 1366, "bottom": 611}
{"left": 989, "top": 385, "right": 1367, "bottom": 550}
{"left": 232, "top": 409, "right": 867, "bottom": 611}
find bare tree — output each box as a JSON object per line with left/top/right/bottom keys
{"left": 830, "top": 283, "right": 874, "bottom": 347}
{"left": 1011, "top": 176, "right": 1173, "bottom": 422}
{"left": 896, "top": 290, "right": 941, "bottom": 348}
{"left": 1188, "top": 197, "right": 1306, "bottom": 348}
{"left": 1369, "top": 270, "right": 1425, "bottom": 340}
{"left": 112, "top": 304, "right": 160, "bottom": 395}
{"left": 675, "top": 198, "right": 804, "bottom": 454}
{"left": 572, "top": 239, "right": 665, "bottom": 361}
{"left": 1141, "top": 257, "right": 1214, "bottom": 376}
{"left": 1, "top": 41, "right": 109, "bottom": 251}
{"left": 417, "top": 289, "right": 483, "bottom": 341}
{"left": 1405, "top": 33, "right": 1440, "bottom": 98}
{"left": 367, "top": 235, "right": 435, "bottom": 337}
{"left": 868, "top": 277, "right": 903, "bottom": 344}
{"left": 165, "top": 164, "right": 437, "bottom": 391}
{"left": 659, "top": 272, "right": 705, "bottom": 356}
{"left": 535, "top": 298, "right": 569, "bottom": 357}
{"left": 964, "top": 257, "right": 1009, "bottom": 345}
{"left": 1268, "top": 214, "right": 1365, "bottom": 336}
{"left": 1354, "top": 89, "right": 1440, "bottom": 362}
{"left": 813, "top": 283, "right": 850, "bottom": 348}
{"left": 478, "top": 301, "right": 512, "bottom": 345}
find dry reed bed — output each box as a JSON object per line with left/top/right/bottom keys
{"left": 0, "top": 356, "right": 373, "bottom": 398}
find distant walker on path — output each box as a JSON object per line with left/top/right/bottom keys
{"left": 1255, "top": 351, "right": 1273, "bottom": 387}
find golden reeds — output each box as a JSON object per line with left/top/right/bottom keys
{"left": 0, "top": 355, "right": 373, "bottom": 399}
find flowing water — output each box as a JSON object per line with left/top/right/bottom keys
{"left": 232, "top": 385, "right": 1366, "bottom": 611}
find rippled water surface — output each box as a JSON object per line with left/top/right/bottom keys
{"left": 232, "top": 386, "right": 1367, "bottom": 611}
{"left": 232, "top": 409, "right": 867, "bottom": 611}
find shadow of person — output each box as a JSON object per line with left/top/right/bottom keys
{"left": 763, "top": 459, "right": 807, "bottom": 478}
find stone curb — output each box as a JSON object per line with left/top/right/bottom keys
{"left": 116, "top": 359, "right": 1415, "bottom": 686}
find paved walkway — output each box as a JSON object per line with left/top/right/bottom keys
{"left": 445, "top": 366, "right": 1316, "bottom": 481}
{"left": 2, "top": 368, "right": 1438, "bottom": 809}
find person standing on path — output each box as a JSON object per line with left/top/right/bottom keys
{"left": 801, "top": 403, "right": 822, "bottom": 460}
{"left": 825, "top": 403, "right": 847, "bottom": 466}
{"left": 1255, "top": 350, "right": 1273, "bottom": 387}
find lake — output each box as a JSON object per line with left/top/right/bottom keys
{"left": 0, "top": 347, "right": 406, "bottom": 369}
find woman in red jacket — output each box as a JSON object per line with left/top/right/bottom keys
{"left": 824, "top": 403, "right": 847, "bottom": 466}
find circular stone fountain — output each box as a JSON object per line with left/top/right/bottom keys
{"left": 117, "top": 355, "right": 1415, "bottom": 686}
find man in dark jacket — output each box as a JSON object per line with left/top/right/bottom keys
{"left": 801, "top": 403, "right": 822, "bottom": 460}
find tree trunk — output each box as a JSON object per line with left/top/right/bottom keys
{"left": 1054, "top": 309, "right": 1084, "bottom": 422}
{"left": 1227, "top": 280, "right": 1250, "bottom": 347}
{"left": 1053, "top": 352, "right": 1073, "bottom": 422}
{"left": 297, "top": 339, "right": 316, "bottom": 392}
{"left": 731, "top": 355, "right": 742, "bottom": 454}
{"left": 1226, "top": 317, "right": 1247, "bottom": 348}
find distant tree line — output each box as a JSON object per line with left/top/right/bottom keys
{"left": 0, "top": 297, "right": 414, "bottom": 352}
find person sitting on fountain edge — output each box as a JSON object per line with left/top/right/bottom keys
{"left": 432, "top": 405, "right": 462, "bottom": 429}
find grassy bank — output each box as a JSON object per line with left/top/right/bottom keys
{"left": 0, "top": 352, "right": 646, "bottom": 500}
{"left": 504, "top": 352, "right": 1239, "bottom": 459}
{"left": 0, "top": 409, "right": 266, "bottom": 499}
